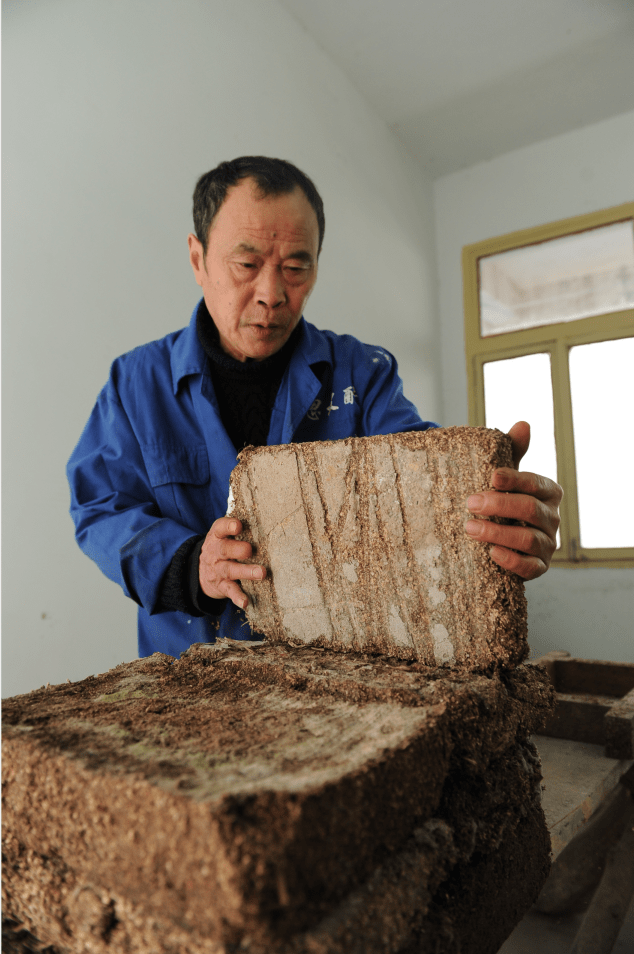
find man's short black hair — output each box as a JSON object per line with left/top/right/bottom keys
{"left": 192, "top": 156, "right": 325, "bottom": 256}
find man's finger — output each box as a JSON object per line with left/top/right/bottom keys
{"left": 507, "top": 420, "right": 530, "bottom": 470}
{"left": 490, "top": 468, "right": 563, "bottom": 503}
{"left": 211, "top": 517, "right": 243, "bottom": 539}
{"left": 223, "top": 561, "right": 267, "bottom": 582}
{"left": 216, "top": 536, "right": 254, "bottom": 563}
{"left": 467, "top": 488, "right": 546, "bottom": 524}
{"left": 220, "top": 579, "right": 250, "bottom": 610}
{"left": 489, "top": 545, "right": 548, "bottom": 581}
{"left": 220, "top": 565, "right": 266, "bottom": 607}
{"left": 465, "top": 518, "right": 548, "bottom": 557}
{"left": 201, "top": 560, "right": 266, "bottom": 585}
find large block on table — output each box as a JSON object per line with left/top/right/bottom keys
{"left": 229, "top": 427, "right": 527, "bottom": 669}
{"left": 3, "top": 644, "right": 554, "bottom": 954}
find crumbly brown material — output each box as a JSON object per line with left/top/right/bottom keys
{"left": 3, "top": 644, "right": 554, "bottom": 953}
{"left": 229, "top": 427, "right": 527, "bottom": 669}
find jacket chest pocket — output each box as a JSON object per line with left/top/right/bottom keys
{"left": 143, "top": 444, "right": 211, "bottom": 533}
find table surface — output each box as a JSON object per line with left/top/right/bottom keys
{"left": 534, "top": 734, "right": 633, "bottom": 857}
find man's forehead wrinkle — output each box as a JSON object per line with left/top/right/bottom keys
{"left": 228, "top": 237, "right": 316, "bottom": 263}
{"left": 233, "top": 241, "right": 260, "bottom": 254}
{"left": 240, "top": 222, "right": 314, "bottom": 240}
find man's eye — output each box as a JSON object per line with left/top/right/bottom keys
{"left": 240, "top": 262, "right": 256, "bottom": 269}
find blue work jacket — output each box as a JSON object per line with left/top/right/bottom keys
{"left": 67, "top": 302, "right": 437, "bottom": 659}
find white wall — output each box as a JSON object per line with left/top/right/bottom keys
{"left": 434, "top": 111, "right": 634, "bottom": 663}
{"left": 2, "top": 0, "right": 440, "bottom": 698}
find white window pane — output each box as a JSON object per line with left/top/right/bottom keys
{"left": 570, "top": 337, "right": 634, "bottom": 549}
{"left": 484, "top": 353, "right": 560, "bottom": 549}
{"left": 483, "top": 353, "right": 561, "bottom": 549}
{"left": 483, "top": 353, "right": 558, "bottom": 485}
{"left": 479, "top": 220, "right": 634, "bottom": 336}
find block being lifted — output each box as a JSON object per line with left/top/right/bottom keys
{"left": 229, "top": 427, "right": 527, "bottom": 669}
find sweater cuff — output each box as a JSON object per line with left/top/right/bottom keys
{"left": 158, "top": 536, "right": 226, "bottom": 617}
{"left": 187, "top": 538, "right": 228, "bottom": 616}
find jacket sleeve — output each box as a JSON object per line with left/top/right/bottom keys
{"left": 356, "top": 342, "right": 438, "bottom": 437}
{"left": 67, "top": 377, "right": 201, "bottom": 615}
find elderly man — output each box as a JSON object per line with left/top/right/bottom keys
{"left": 67, "top": 156, "right": 562, "bottom": 660}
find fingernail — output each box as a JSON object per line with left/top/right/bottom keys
{"left": 467, "top": 494, "right": 484, "bottom": 512}
{"left": 495, "top": 472, "right": 510, "bottom": 489}
{"left": 465, "top": 520, "right": 482, "bottom": 537}
{"left": 231, "top": 521, "right": 239, "bottom": 534}
{"left": 490, "top": 546, "right": 508, "bottom": 565}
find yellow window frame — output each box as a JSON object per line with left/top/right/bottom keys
{"left": 462, "top": 201, "right": 634, "bottom": 568}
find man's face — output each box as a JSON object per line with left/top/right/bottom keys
{"left": 188, "top": 177, "right": 319, "bottom": 362}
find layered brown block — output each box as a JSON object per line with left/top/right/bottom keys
{"left": 229, "top": 427, "right": 526, "bottom": 668}
{"left": 3, "top": 643, "right": 554, "bottom": 954}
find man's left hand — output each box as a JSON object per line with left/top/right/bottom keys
{"left": 464, "top": 421, "right": 563, "bottom": 581}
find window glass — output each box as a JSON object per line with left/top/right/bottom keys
{"left": 483, "top": 352, "right": 558, "bottom": 520}
{"left": 569, "top": 337, "right": 634, "bottom": 549}
{"left": 479, "top": 220, "right": 634, "bottom": 337}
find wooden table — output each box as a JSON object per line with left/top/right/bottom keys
{"left": 536, "top": 734, "right": 633, "bottom": 858}
{"left": 528, "top": 653, "right": 634, "bottom": 953}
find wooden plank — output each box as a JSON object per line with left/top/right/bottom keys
{"left": 532, "top": 650, "right": 571, "bottom": 684}
{"left": 535, "top": 735, "right": 634, "bottom": 860}
{"left": 569, "top": 804, "right": 634, "bottom": 954}
{"left": 532, "top": 654, "right": 634, "bottom": 753}
{"left": 552, "top": 658, "right": 634, "bottom": 697}
{"left": 605, "top": 688, "right": 634, "bottom": 760}
{"left": 539, "top": 694, "right": 612, "bottom": 746}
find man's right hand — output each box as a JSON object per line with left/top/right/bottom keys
{"left": 199, "top": 517, "right": 266, "bottom": 609}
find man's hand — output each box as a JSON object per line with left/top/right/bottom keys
{"left": 464, "top": 421, "right": 563, "bottom": 581}
{"left": 199, "top": 517, "right": 266, "bottom": 609}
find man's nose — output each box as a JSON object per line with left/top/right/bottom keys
{"left": 255, "top": 265, "right": 286, "bottom": 308}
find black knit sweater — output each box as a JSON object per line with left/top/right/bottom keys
{"left": 157, "top": 301, "right": 300, "bottom": 617}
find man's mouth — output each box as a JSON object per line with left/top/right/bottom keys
{"left": 249, "top": 323, "right": 285, "bottom": 335}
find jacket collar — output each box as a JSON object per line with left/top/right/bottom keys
{"left": 169, "top": 299, "right": 331, "bottom": 395}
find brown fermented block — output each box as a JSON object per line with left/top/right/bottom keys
{"left": 605, "top": 688, "right": 634, "bottom": 759}
{"left": 3, "top": 644, "right": 554, "bottom": 954}
{"left": 230, "top": 427, "right": 527, "bottom": 669}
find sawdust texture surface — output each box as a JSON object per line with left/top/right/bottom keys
{"left": 3, "top": 643, "right": 554, "bottom": 953}
{"left": 229, "top": 427, "right": 527, "bottom": 669}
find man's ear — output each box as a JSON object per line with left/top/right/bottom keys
{"left": 187, "top": 233, "right": 205, "bottom": 286}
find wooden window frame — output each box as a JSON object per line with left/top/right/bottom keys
{"left": 462, "top": 202, "right": 634, "bottom": 568}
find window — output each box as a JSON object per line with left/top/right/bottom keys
{"left": 462, "top": 202, "right": 634, "bottom": 567}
